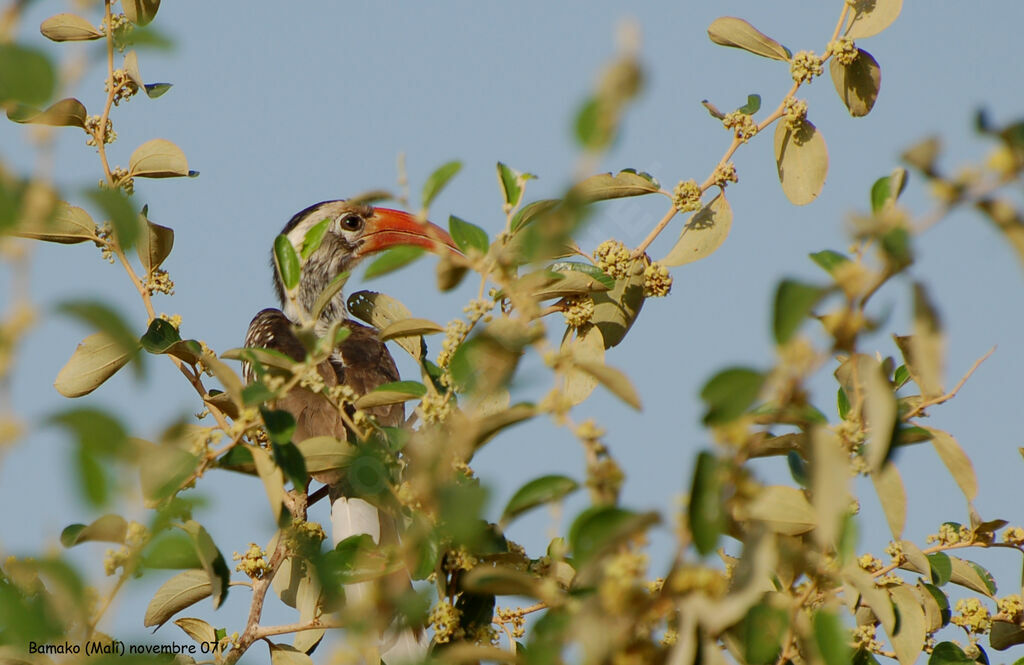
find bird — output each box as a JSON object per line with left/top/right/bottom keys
{"left": 243, "top": 199, "right": 458, "bottom": 664}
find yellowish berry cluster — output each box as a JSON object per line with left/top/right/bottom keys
{"left": 599, "top": 550, "right": 648, "bottom": 612}
{"left": 952, "top": 598, "right": 992, "bottom": 634}
{"left": 326, "top": 383, "right": 358, "bottom": 406}
{"left": 874, "top": 573, "right": 903, "bottom": 587}
{"left": 106, "top": 69, "right": 139, "bottom": 106}
{"left": 417, "top": 391, "right": 453, "bottom": 424}
{"left": 852, "top": 624, "right": 883, "bottom": 652}
{"left": 722, "top": 111, "right": 758, "bottom": 143}
{"left": 539, "top": 388, "right": 572, "bottom": 423}
{"left": 857, "top": 553, "right": 883, "bottom": 573}
{"left": 463, "top": 297, "right": 494, "bottom": 322}
{"left": 94, "top": 222, "right": 115, "bottom": 263}
{"left": 429, "top": 600, "right": 463, "bottom": 644}
{"left": 671, "top": 179, "right": 703, "bottom": 213}
{"left": 588, "top": 457, "right": 624, "bottom": 503}
{"left": 109, "top": 166, "right": 134, "bottom": 194}
{"left": 829, "top": 37, "right": 858, "bottom": 66}
{"left": 576, "top": 419, "right": 605, "bottom": 441}
{"left": 642, "top": 262, "right": 672, "bottom": 297}
{"left": 927, "top": 523, "right": 973, "bottom": 546}
{"left": 232, "top": 543, "right": 270, "bottom": 580}
{"left": 661, "top": 628, "right": 678, "bottom": 646}
{"left": 783, "top": 97, "right": 809, "bottom": 131}
{"left": 437, "top": 318, "right": 469, "bottom": 368}
{"left": 103, "top": 522, "right": 148, "bottom": 576}
{"left": 298, "top": 364, "right": 326, "bottom": 394}
{"left": 227, "top": 407, "right": 259, "bottom": 440}
{"left": 998, "top": 595, "right": 1023, "bottom": 621}
{"left": 146, "top": 269, "right": 174, "bottom": 296}
{"left": 790, "top": 50, "right": 824, "bottom": 84}
{"left": 1003, "top": 526, "right": 1024, "bottom": 545}
{"left": 885, "top": 540, "right": 907, "bottom": 565}
{"left": 104, "top": 13, "right": 132, "bottom": 51}
{"left": 443, "top": 547, "right": 478, "bottom": 574}
{"left": 593, "top": 239, "right": 634, "bottom": 279}
{"left": 494, "top": 607, "right": 527, "bottom": 639}
{"left": 561, "top": 295, "right": 594, "bottom": 328}
{"left": 159, "top": 313, "right": 182, "bottom": 329}
{"left": 84, "top": 115, "right": 116, "bottom": 147}
{"left": 668, "top": 566, "right": 727, "bottom": 597}
{"left": 712, "top": 162, "right": 738, "bottom": 188}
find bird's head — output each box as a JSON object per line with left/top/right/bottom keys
{"left": 273, "top": 200, "right": 459, "bottom": 324}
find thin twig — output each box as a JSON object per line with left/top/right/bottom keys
{"left": 905, "top": 346, "right": 995, "bottom": 419}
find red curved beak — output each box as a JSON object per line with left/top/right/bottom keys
{"left": 355, "top": 208, "right": 461, "bottom": 258}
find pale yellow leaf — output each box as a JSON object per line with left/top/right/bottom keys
{"left": 829, "top": 48, "right": 881, "bottom": 117}
{"left": 660, "top": 192, "right": 732, "bottom": 267}
{"left": 888, "top": 584, "right": 926, "bottom": 665}
{"left": 129, "top": 138, "right": 189, "bottom": 178}
{"left": 39, "top": 13, "right": 103, "bottom": 41}
{"left": 810, "top": 428, "right": 849, "bottom": 549}
{"left": 561, "top": 324, "right": 604, "bottom": 406}
{"left": 17, "top": 201, "right": 96, "bottom": 244}
{"left": 575, "top": 359, "right": 642, "bottom": 411}
{"left": 948, "top": 556, "right": 995, "bottom": 596}
{"left": 842, "top": 566, "right": 896, "bottom": 634}
{"left": 250, "top": 446, "right": 284, "bottom": 522}
{"left": 741, "top": 485, "right": 815, "bottom": 535}
{"left": 174, "top": 617, "right": 216, "bottom": 645}
{"left": 143, "top": 570, "right": 212, "bottom": 628}
{"left": 871, "top": 462, "right": 906, "bottom": 539}
{"left": 707, "top": 17, "right": 790, "bottom": 61}
{"left": 348, "top": 290, "right": 421, "bottom": 359}
{"left": 774, "top": 118, "right": 828, "bottom": 206}
{"left": 844, "top": 0, "right": 903, "bottom": 39}
{"left": 54, "top": 332, "right": 134, "bottom": 397}
{"left": 925, "top": 427, "right": 977, "bottom": 502}
{"left": 378, "top": 317, "right": 444, "bottom": 341}
{"left": 295, "top": 436, "right": 355, "bottom": 474}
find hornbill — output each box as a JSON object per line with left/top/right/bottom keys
{"left": 244, "top": 200, "right": 457, "bottom": 663}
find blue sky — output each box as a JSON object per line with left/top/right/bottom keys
{"left": 3, "top": 1, "right": 1024, "bottom": 658}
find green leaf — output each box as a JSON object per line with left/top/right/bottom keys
{"left": 742, "top": 603, "right": 789, "bottom": 665}
{"left": 182, "top": 520, "right": 230, "bottom": 609}
{"left": 260, "top": 407, "right": 296, "bottom": 445}
{"left": 144, "top": 82, "right": 172, "bottom": 98}
{"left": 927, "top": 552, "right": 952, "bottom": 586}
{"left": 813, "top": 610, "right": 851, "bottom": 665}
{"left": 575, "top": 96, "right": 611, "bottom": 149}
{"left": 448, "top": 215, "right": 489, "bottom": 255}
{"left": 919, "top": 580, "right": 951, "bottom": 629}
{"left": 143, "top": 570, "right": 212, "bottom": 628}
{"left": 990, "top": 620, "right": 1024, "bottom": 651}
{"left": 881, "top": 226, "right": 913, "bottom": 268}
{"left": 707, "top": 17, "right": 791, "bottom": 61}
{"left": 871, "top": 168, "right": 909, "bottom": 213}
{"left": 737, "top": 93, "right": 761, "bottom": 114}
{"left": 501, "top": 475, "right": 579, "bottom": 524}
{"left": 272, "top": 442, "right": 307, "bottom": 491}
{"left": 421, "top": 160, "right": 462, "bottom": 210}
{"left": 373, "top": 380, "right": 427, "bottom": 396}
{"left": 57, "top": 300, "right": 139, "bottom": 357}
{"left": 809, "top": 249, "right": 850, "bottom": 274}
{"left": 311, "top": 270, "right": 350, "bottom": 321}
{"left": 773, "top": 279, "right": 824, "bottom": 344}
{"left": 837, "top": 387, "right": 851, "bottom": 420}
{"left": 363, "top": 245, "right": 425, "bottom": 279}
{"left": 86, "top": 187, "right": 140, "bottom": 250}
{"left": 140, "top": 317, "right": 181, "bottom": 353}
{"left": 700, "top": 367, "right": 765, "bottom": 425}
{"left": 497, "top": 162, "right": 522, "bottom": 210}
{"left": 548, "top": 261, "right": 615, "bottom": 289}
{"left": 569, "top": 506, "right": 658, "bottom": 566}
{"left": 928, "top": 642, "right": 974, "bottom": 665}
{"left": 273, "top": 234, "right": 301, "bottom": 291}
{"left": 60, "top": 514, "right": 128, "bottom": 547}
{"left": 0, "top": 44, "right": 55, "bottom": 105}
{"left": 299, "top": 217, "right": 330, "bottom": 260}
{"left": 688, "top": 451, "right": 724, "bottom": 555}
{"left": 510, "top": 198, "right": 559, "bottom": 232}
{"left": 572, "top": 169, "right": 661, "bottom": 202}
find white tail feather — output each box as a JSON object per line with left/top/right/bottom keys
{"left": 330, "top": 496, "right": 428, "bottom": 664}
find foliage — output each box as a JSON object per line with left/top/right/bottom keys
{"left": 2, "top": 1, "right": 1024, "bottom": 664}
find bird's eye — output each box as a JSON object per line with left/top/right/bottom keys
{"left": 339, "top": 214, "right": 363, "bottom": 232}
